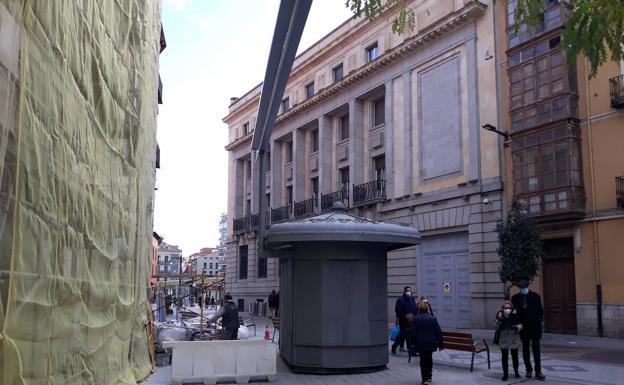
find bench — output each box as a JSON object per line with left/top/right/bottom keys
{"left": 408, "top": 331, "right": 490, "bottom": 372}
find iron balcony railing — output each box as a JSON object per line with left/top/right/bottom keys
{"left": 233, "top": 215, "right": 251, "bottom": 234}
{"left": 294, "top": 197, "right": 317, "bottom": 217}
{"left": 609, "top": 74, "right": 624, "bottom": 109}
{"left": 271, "top": 204, "right": 291, "bottom": 223}
{"left": 353, "top": 179, "right": 386, "bottom": 206}
{"left": 321, "top": 189, "right": 349, "bottom": 211}
{"left": 616, "top": 176, "right": 624, "bottom": 209}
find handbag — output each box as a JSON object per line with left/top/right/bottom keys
{"left": 493, "top": 328, "right": 501, "bottom": 345}
{"left": 390, "top": 325, "right": 400, "bottom": 341}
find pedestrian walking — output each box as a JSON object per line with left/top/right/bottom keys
{"left": 419, "top": 296, "right": 434, "bottom": 316}
{"left": 268, "top": 289, "right": 278, "bottom": 317}
{"left": 511, "top": 280, "right": 546, "bottom": 381}
{"left": 206, "top": 293, "right": 239, "bottom": 340}
{"left": 210, "top": 296, "right": 216, "bottom": 309}
{"left": 410, "top": 302, "right": 444, "bottom": 385}
{"left": 494, "top": 300, "right": 522, "bottom": 381}
{"left": 391, "top": 286, "right": 417, "bottom": 355}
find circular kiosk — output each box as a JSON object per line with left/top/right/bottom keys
{"left": 265, "top": 202, "right": 420, "bottom": 373}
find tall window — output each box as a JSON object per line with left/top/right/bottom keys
{"left": 311, "top": 177, "right": 319, "bottom": 198}
{"left": 209, "top": 262, "right": 213, "bottom": 269}
{"left": 246, "top": 160, "right": 252, "bottom": 180}
{"left": 374, "top": 155, "right": 386, "bottom": 181}
{"left": 305, "top": 82, "right": 315, "bottom": 98}
{"left": 257, "top": 256, "right": 267, "bottom": 278}
{"left": 339, "top": 115, "right": 349, "bottom": 140}
{"left": 239, "top": 245, "right": 248, "bottom": 279}
{"left": 373, "top": 97, "right": 385, "bottom": 127}
{"left": 266, "top": 193, "right": 271, "bottom": 207}
{"left": 311, "top": 129, "right": 319, "bottom": 152}
{"left": 286, "top": 186, "right": 293, "bottom": 205}
{"left": 266, "top": 151, "right": 271, "bottom": 171}
{"left": 340, "top": 167, "right": 350, "bottom": 190}
{"left": 285, "top": 141, "right": 293, "bottom": 163}
{"left": 246, "top": 199, "right": 251, "bottom": 215}
{"left": 282, "top": 97, "right": 290, "bottom": 113}
{"left": 366, "top": 42, "right": 379, "bottom": 62}
{"left": 203, "top": 262, "right": 207, "bottom": 269}
{"left": 333, "top": 63, "right": 344, "bottom": 82}
{"left": 242, "top": 122, "right": 249, "bottom": 135}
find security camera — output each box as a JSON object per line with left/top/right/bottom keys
{"left": 482, "top": 198, "right": 492, "bottom": 205}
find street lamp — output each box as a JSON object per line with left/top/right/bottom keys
{"left": 482, "top": 123, "right": 511, "bottom": 147}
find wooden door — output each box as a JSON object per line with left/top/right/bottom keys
{"left": 542, "top": 239, "right": 577, "bottom": 334}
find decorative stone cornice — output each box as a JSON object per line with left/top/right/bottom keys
{"left": 225, "top": 132, "right": 253, "bottom": 151}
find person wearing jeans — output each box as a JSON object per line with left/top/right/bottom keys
{"left": 391, "top": 286, "right": 417, "bottom": 355}
{"left": 511, "top": 280, "right": 546, "bottom": 381}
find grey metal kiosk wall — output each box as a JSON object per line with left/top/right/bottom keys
{"left": 265, "top": 204, "right": 420, "bottom": 373}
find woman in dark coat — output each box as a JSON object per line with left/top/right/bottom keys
{"left": 494, "top": 300, "right": 522, "bottom": 381}
{"left": 410, "top": 302, "right": 444, "bottom": 385}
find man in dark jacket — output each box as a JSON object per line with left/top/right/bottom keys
{"left": 511, "top": 280, "right": 545, "bottom": 381}
{"left": 268, "top": 289, "right": 278, "bottom": 317}
{"left": 411, "top": 302, "right": 443, "bottom": 385}
{"left": 391, "top": 286, "right": 417, "bottom": 355}
{"left": 207, "top": 293, "right": 239, "bottom": 340}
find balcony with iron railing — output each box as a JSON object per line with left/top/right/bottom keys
{"left": 616, "top": 176, "right": 624, "bottom": 209}
{"left": 609, "top": 74, "right": 624, "bottom": 109}
{"left": 352, "top": 179, "right": 386, "bottom": 206}
{"left": 271, "top": 204, "right": 291, "bottom": 223}
{"left": 233, "top": 215, "right": 251, "bottom": 234}
{"left": 321, "top": 189, "right": 349, "bottom": 211}
{"left": 293, "top": 197, "right": 317, "bottom": 218}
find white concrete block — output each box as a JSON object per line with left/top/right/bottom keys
{"left": 163, "top": 340, "right": 277, "bottom": 384}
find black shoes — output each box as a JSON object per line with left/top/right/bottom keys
{"left": 501, "top": 374, "right": 508, "bottom": 381}
{"left": 526, "top": 371, "right": 533, "bottom": 378}
{"left": 391, "top": 346, "right": 396, "bottom": 355}
{"left": 514, "top": 371, "right": 520, "bottom": 378}
{"left": 535, "top": 373, "right": 546, "bottom": 381}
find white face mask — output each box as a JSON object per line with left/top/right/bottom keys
{"left": 423, "top": 299, "right": 428, "bottom": 303}
{"left": 503, "top": 309, "right": 512, "bottom": 316}
{"left": 405, "top": 291, "right": 412, "bottom": 297}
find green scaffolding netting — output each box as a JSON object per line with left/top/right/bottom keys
{"left": 0, "top": 1, "right": 161, "bottom": 384}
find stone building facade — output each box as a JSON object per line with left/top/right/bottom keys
{"left": 223, "top": 0, "right": 506, "bottom": 329}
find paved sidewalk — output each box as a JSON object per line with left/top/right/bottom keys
{"left": 144, "top": 316, "right": 624, "bottom": 385}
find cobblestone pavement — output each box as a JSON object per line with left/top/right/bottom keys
{"left": 144, "top": 317, "right": 624, "bottom": 385}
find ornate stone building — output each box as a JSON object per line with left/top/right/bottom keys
{"left": 223, "top": 0, "right": 505, "bottom": 329}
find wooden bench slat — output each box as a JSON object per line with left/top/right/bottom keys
{"left": 444, "top": 336, "right": 473, "bottom": 344}
{"left": 443, "top": 331, "right": 473, "bottom": 338}
{"left": 443, "top": 342, "right": 475, "bottom": 352}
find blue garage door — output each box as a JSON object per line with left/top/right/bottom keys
{"left": 418, "top": 232, "right": 471, "bottom": 330}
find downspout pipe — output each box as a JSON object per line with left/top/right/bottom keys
{"left": 492, "top": 2, "right": 509, "bottom": 298}
{"left": 584, "top": 58, "right": 603, "bottom": 337}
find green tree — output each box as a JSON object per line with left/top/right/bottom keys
{"left": 346, "top": 0, "right": 624, "bottom": 77}
{"left": 496, "top": 201, "right": 541, "bottom": 298}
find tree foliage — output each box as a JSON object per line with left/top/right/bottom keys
{"left": 346, "top": 0, "right": 624, "bottom": 77}
{"left": 496, "top": 201, "right": 541, "bottom": 287}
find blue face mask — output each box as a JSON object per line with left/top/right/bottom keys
{"left": 521, "top": 288, "right": 529, "bottom": 295}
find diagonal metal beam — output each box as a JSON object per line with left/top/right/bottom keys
{"left": 251, "top": 0, "right": 312, "bottom": 256}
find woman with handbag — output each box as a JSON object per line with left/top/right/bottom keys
{"left": 494, "top": 300, "right": 522, "bottom": 381}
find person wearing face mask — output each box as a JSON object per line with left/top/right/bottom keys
{"left": 494, "top": 301, "right": 522, "bottom": 381}
{"left": 511, "top": 280, "right": 545, "bottom": 381}
{"left": 419, "top": 296, "right": 434, "bottom": 316}
{"left": 391, "top": 286, "right": 417, "bottom": 355}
